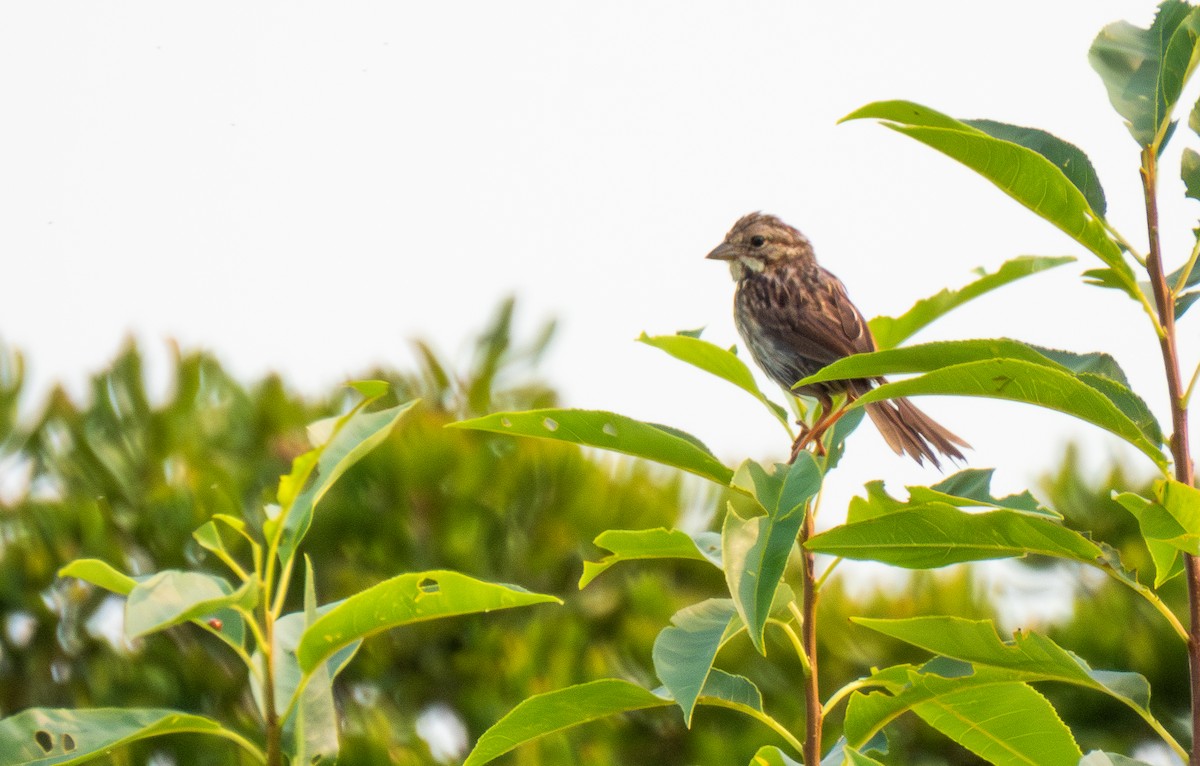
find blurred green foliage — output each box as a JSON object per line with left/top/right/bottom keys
{"left": 0, "top": 301, "right": 1185, "bottom": 763}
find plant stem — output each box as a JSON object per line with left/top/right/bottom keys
{"left": 800, "top": 505, "right": 822, "bottom": 765}
{"left": 262, "top": 600, "right": 282, "bottom": 766}
{"left": 1140, "top": 146, "right": 1198, "bottom": 763}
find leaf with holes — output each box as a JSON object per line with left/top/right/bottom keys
{"left": 448, "top": 408, "right": 734, "bottom": 485}
{"left": 0, "top": 707, "right": 263, "bottom": 765}
{"left": 296, "top": 570, "right": 560, "bottom": 673}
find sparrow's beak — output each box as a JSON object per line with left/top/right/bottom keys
{"left": 706, "top": 241, "right": 737, "bottom": 261}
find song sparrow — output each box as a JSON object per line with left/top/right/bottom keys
{"left": 707, "top": 212, "right": 968, "bottom": 467}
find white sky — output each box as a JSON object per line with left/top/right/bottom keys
{"left": 2, "top": 2, "right": 1193, "bottom": 517}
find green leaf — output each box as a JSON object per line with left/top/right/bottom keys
{"left": 696, "top": 668, "right": 763, "bottom": 712}
{"left": 869, "top": 256, "right": 1074, "bottom": 350}
{"left": 1089, "top": 1, "right": 1200, "bottom": 148}
{"left": 579, "top": 528, "right": 722, "bottom": 588}
{"left": 1079, "top": 752, "right": 1159, "bottom": 766}
{"left": 296, "top": 570, "right": 560, "bottom": 673}
{"left": 962, "top": 120, "right": 1107, "bottom": 217}
{"left": 250, "top": 604, "right": 360, "bottom": 739}
{"left": 842, "top": 101, "right": 1130, "bottom": 292}
{"left": 915, "top": 680, "right": 1080, "bottom": 765}
{"left": 799, "top": 337, "right": 1131, "bottom": 390}
{"left": 58, "top": 560, "right": 248, "bottom": 654}
{"left": 125, "top": 571, "right": 258, "bottom": 639}
{"left": 805, "top": 354, "right": 1167, "bottom": 469}
{"left": 462, "top": 680, "right": 672, "bottom": 766}
{"left": 278, "top": 398, "right": 419, "bottom": 565}
{"left": 918, "top": 468, "right": 1057, "bottom": 518}
{"left": 807, "top": 505, "right": 1102, "bottom": 569}
{"left": 1117, "top": 491, "right": 1187, "bottom": 587}
{"left": 652, "top": 598, "right": 741, "bottom": 726}
{"left": 853, "top": 617, "right": 1156, "bottom": 727}
{"left": 724, "top": 455, "right": 822, "bottom": 653}
{"left": 57, "top": 559, "right": 137, "bottom": 596}
{"left": 843, "top": 749, "right": 887, "bottom": 766}
{"left": 1159, "top": 478, "right": 1200, "bottom": 536}
{"left": 284, "top": 559, "right": 343, "bottom": 766}
{"left": 751, "top": 745, "right": 803, "bottom": 766}
{"left": 346, "top": 379, "right": 389, "bottom": 401}
{"left": 638, "top": 333, "right": 791, "bottom": 430}
{"left": 1176, "top": 290, "right": 1200, "bottom": 318}
{"left": 0, "top": 708, "right": 263, "bottom": 765}
{"left": 447, "top": 409, "right": 734, "bottom": 485}
{"left": 847, "top": 661, "right": 1083, "bottom": 763}
{"left": 1184, "top": 147, "right": 1200, "bottom": 201}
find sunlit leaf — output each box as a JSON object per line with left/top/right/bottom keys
{"left": 1115, "top": 491, "right": 1186, "bottom": 587}
{"left": 579, "top": 528, "right": 722, "bottom": 588}
{"left": 57, "top": 559, "right": 137, "bottom": 596}
{"left": 296, "top": 570, "right": 560, "bottom": 673}
{"left": 853, "top": 617, "right": 1156, "bottom": 728}
{"left": 448, "top": 409, "right": 734, "bottom": 485}
{"left": 842, "top": 101, "right": 1131, "bottom": 293}
{"left": 801, "top": 351, "right": 1166, "bottom": 468}
{"left": 0, "top": 707, "right": 263, "bottom": 765}
{"left": 639, "top": 333, "right": 791, "bottom": 430}
{"left": 278, "top": 398, "right": 419, "bottom": 565}
{"left": 915, "top": 680, "right": 1080, "bottom": 765}
{"left": 751, "top": 745, "right": 803, "bottom": 766}
{"left": 462, "top": 680, "right": 672, "bottom": 766}
{"left": 807, "top": 506, "right": 1102, "bottom": 569}
{"left": 869, "top": 256, "right": 1074, "bottom": 350}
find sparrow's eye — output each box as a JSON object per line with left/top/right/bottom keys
{"left": 749, "top": 235, "right": 766, "bottom": 248}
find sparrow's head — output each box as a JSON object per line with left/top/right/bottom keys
{"left": 706, "top": 212, "right": 815, "bottom": 280}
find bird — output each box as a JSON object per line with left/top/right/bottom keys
{"left": 707, "top": 212, "right": 968, "bottom": 467}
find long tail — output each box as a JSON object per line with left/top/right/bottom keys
{"left": 864, "top": 397, "right": 969, "bottom": 469}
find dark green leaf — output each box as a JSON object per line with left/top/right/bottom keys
{"left": 963, "top": 120, "right": 1107, "bottom": 216}
{"left": 1089, "top": 2, "right": 1200, "bottom": 147}
{"left": 724, "top": 455, "right": 822, "bottom": 652}
{"left": 1184, "top": 147, "right": 1200, "bottom": 201}
{"left": 652, "top": 599, "right": 741, "bottom": 725}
